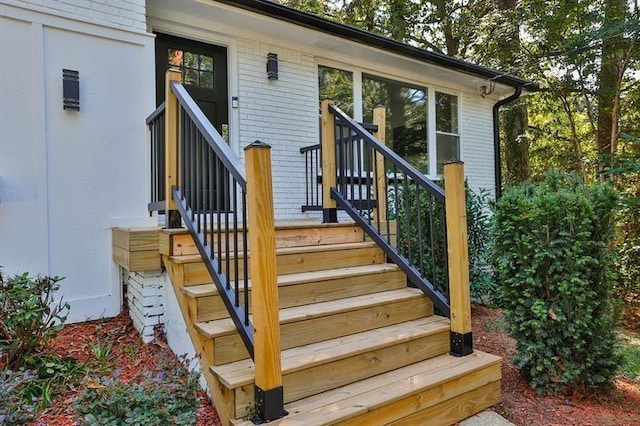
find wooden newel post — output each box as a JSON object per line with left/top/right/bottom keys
{"left": 321, "top": 99, "right": 338, "bottom": 223}
{"left": 165, "top": 69, "right": 182, "bottom": 228}
{"left": 244, "top": 141, "right": 286, "bottom": 422}
{"left": 372, "top": 105, "right": 387, "bottom": 222}
{"left": 444, "top": 161, "right": 473, "bottom": 357}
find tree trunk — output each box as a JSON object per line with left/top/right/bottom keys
{"left": 497, "top": 0, "right": 530, "bottom": 186}
{"left": 596, "top": 0, "right": 627, "bottom": 179}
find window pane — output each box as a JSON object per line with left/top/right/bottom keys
{"left": 436, "top": 133, "right": 460, "bottom": 174}
{"left": 200, "top": 55, "right": 213, "bottom": 72}
{"left": 435, "top": 92, "right": 458, "bottom": 133}
{"left": 183, "top": 52, "right": 198, "bottom": 70}
{"left": 363, "top": 74, "right": 428, "bottom": 173}
{"left": 200, "top": 71, "right": 213, "bottom": 88}
{"left": 184, "top": 69, "right": 198, "bottom": 86}
{"left": 318, "top": 65, "right": 353, "bottom": 117}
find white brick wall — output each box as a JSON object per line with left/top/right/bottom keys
{"left": 126, "top": 271, "right": 166, "bottom": 343}
{"left": 461, "top": 93, "right": 496, "bottom": 196}
{"left": 7, "top": 0, "right": 147, "bottom": 31}
{"left": 237, "top": 40, "right": 320, "bottom": 220}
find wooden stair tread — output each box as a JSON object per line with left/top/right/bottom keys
{"left": 211, "top": 316, "right": 450, "bottom": 388}
{"left": 195, "top": 288, "right": 425, "bottom": 338}
{"left": 181, "top": 263, "right": 401, "bottom": 298}
{"left": 170, "top": 241, "right": 379, "bottom": 264}
{"left": 232, "top": 351, "right": 501, "bottom": 426}
{"left": 159, "top": 220, "right": 358, "bottom": 236}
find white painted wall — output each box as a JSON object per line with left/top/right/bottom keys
{"left": 0, "top": 3, "right": 155, "bottom": 322}
{"left": 237, "top": 40, "right": 319, "bottom": 220}
{"left": 461, "top": 92, "right": 497, "bottom": 196}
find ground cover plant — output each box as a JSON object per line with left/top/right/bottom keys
{"left": 493, "top": 171, "right": 621, "bottom": 394}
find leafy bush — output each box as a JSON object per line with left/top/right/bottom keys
{"left": 493, "top": 171, "right": 621, "bottom": 394}
{"left": 465, "top": 187, "right": 496, "bottom": 302}
{"left": 392, "top": 181, "right": 495, "bottom": 302}
{"left": 0, "top": 271, "right": 69, "bottom": 369}
{"left": 74, "top": 356, "right": 201, "bottom": 425}
{"left": 0, "top": 369, "right": 36, "bottom": 425}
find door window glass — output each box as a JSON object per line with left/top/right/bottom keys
{"left": 168, "top": 48, "right": 215, "bottom": 89}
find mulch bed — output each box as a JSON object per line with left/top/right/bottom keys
{"left": 32, "top": 307, "right": 640, "bottom": 425}
{"left": 35, "top": 312, "right": 220, "bottom": 426}
{"left": 472, "top": 304, "right": 640, "bottom": 426}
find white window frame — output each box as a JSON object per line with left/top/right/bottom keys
{"left": 316, "top": 61, "right": 463, "bottom": 179}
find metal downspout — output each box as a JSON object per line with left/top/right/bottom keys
{"left": 493, "top": 86, "right": 522, "bottom": 198}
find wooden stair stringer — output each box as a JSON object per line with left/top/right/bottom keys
{"left": 161, "top": 254, "right": 235, "bottom": 426}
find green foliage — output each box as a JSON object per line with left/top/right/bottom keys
{"left": 0, "top": 369, "right": 36, "bottom": 425}
{"left": 465, "top": 186, "right": 496, "bottom": 302}
{"left": 392, "top": 180, "right": 495, "bottom": 303}
{"left": 493, "top": 171, "right": 621, "bottom": 394}
{"left": 74, "top": 356, "right": 201, "bottom": 426}
{"left": 617, "top": 337, "right": 640, "bottom": 383}
{"left": 0, "top": 271, "right": 69, "bottom": 370}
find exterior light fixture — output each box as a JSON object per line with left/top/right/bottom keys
{"left": 63, "top": 69, "right": 80, "bottom": 111}
{"left": 267, "top": 53, "right": 278, "bottom": 80}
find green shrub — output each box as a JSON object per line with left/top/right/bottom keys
{"left": 493, "top": 171, "right": 621, "bottom": 394}
{"left": 74, "top": 356, "right": 201, "bottom": 425}
{"left": 392, "top": 181, "right": 495, "bottom": 302}
{"left": 0, "top": 369, "right": 36, "bottom": 425}
{"left": 0, "top": 271, "right": 69, "bottom": 370}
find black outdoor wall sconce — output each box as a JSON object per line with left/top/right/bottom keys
{"left": 63, "top": 69, "right": 80, "bottom": 111}
{"left": 267, "top": 53, "right": 278, "bottom": 80}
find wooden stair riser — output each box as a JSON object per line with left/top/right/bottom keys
{"left": 160, "top": 224, "right": 365, "bottom": 256}
{"left": 190, "top": 269, "right": 407, "bottom": 323}
{"left": 389, "top": 380, "right": 501, "bottom": 426}
{"left": 231, "top": 330, "right": 450, "bottom": 418}
{"left": 339, "top": 364, "right": 501, "bottom": 426}
{"left": 175, "top": 245, "right": 386, "bottom": 287}
{"left": 211, "top": 297, "right": 434, "bottom": 365}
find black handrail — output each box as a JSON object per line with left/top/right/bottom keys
{"left": 328, "top": 103, "right": 450, "bottom": 315}
{"left": 146, "top": 101, "right": 166, "bottom": 213}
{"left": 168, "top": 82, "right": 254, "bottom": 358}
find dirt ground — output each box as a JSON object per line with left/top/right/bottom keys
{"left": 472, "top": 304, "right": 640, "bottom": 426}
{"left": 33, "top": 307, "right": 640, "bottom": 425}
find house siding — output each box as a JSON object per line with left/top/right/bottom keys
{"left": 461, "top": 92, "right": 496, "bottom": 195}
{"left": 237, "top": 40, "right": 319, "bottom": 220}
{"left": 6, "top": 0, "right": 147, "bottom": 31}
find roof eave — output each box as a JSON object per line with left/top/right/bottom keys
{"left": 215, "top": 0, "right": 539, "bottom": 91}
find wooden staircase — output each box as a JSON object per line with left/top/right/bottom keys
{"left": 160, "top": 221, "right": 501, "bottom": 425}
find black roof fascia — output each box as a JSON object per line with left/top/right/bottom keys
{"left": 215, "top": 0, "right": 539, "bottom": 91}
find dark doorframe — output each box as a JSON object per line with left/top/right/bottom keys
{"left": 155, "top": 32, "right": 229, "bottom": 131}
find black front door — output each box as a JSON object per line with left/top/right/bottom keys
{"left": 155, "top": 33, "right": 228, "bottom": 132}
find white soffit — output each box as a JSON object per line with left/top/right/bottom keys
{"left": 147, "top": 0, "right": 515, "bottom": 98}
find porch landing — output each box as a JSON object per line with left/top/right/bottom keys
{"left": 113, "top": 220, "right": 501, "bottom": 425}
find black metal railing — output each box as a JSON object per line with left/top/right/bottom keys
{"left": 300, "top": 120, "right": 379, "bottom": 212}
{"left": 146, "top": 101, "right": 166, "bottom": 213}
{"left": 328, "top": 104, "right": 450, "bottom": 315}
{"left": 169, "top": 82, "right": 254, "bottom": 357}
{"left": 300, "top": 143, "right": 321, "bottom": 211}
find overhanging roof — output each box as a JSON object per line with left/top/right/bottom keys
{"left": 216, "top": 0, "right": 539, "bottom": 91}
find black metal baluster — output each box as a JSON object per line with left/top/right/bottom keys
{"left": 224, "top": 170, "right": 230, "bottom": 298}
{"left": 242, "top": 192, "right": 249, "bottom": 325}
{"left": 216, "top": 158, "right": 223, "bottom": 276}
{"left": 416, "top": 185, "right": 425, "bottom": 278}
{"left": 233, "top": 182, "right": 239, "bottom": 307}
{"left": 209, "top": 149, "right": 215, "bottom": 259}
